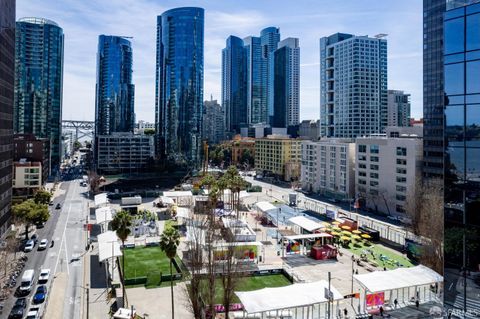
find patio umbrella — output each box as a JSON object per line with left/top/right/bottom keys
{"left": 330, "top": 231, "right": 340, "bottom": 236}
{"left": 352, "top": 230, "right": 362, "bottom": 234}
{"left": 351, "top": 234, "right": 361, "bottom": 240}
{"left": 341, "top": 225, "right": 351, "bottom": 230}
{"left": 332, "top": 221, "right": 341, "bottom": 225}
{"left": 341, "top": 230, "right": 351, "bottom": 235}
{"left": 332, "top": 226, "right": 341, "bottom": 231}
{"left": 361, "top": 234, "right": 372, "bottom": 239}
{"left": 340, "top": 236, "right": 351, "bottom": 241}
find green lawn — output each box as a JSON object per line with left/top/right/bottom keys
{"left": 207, "top": 274, "right": 292, "bottom": 304}
{"left": 346, "top": 241, "right": 415, "bottom": 269}
{"left": 121, "top": 246, "right": 181, "bottom": 280}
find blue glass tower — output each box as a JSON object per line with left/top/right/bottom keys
{"left": 260, "top": 27, "right": 280, "bottom": 125}
{"left": 14, "top": 17, "right": 64, "bottom": 172}
{"left": 155, "top": 7, "right": 204, "bottom": 165}
{"left": 244, "top": 36, "right": 267, "bottom": 125}
{"left": 222, "top": 36, "right": 247, "bottom": 134}
{"left": 95, "top": 35, "right": 134, "bottom": 136}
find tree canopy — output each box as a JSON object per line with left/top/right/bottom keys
{"left": 33, "top": 190, "right": 52, "bottom": 205}
{"left": 12, "top": 199, "right": 50, "bottom": 239}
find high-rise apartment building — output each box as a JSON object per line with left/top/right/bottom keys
{"left": 14, "top": 17, "right": 64, "bottom": 171}
{"left": 260, "top": 27, "right": 280, "bottom": 124}
{"left": 0, "top": 0, "right": 15, "bottom": 236}
{"left": 222, "top": 36, "right": 247, "bottom": 135}
{"left": 423, "top": 0, "right": 446, "bottom": 179}
{"left": 444, "top": 0, "right": 480, "bottom": 315}
{"left": 244, "top": 36, "right": 267, "bottom": 125}
{"left": 155, "top": 7, "right": 204, "bottom": 165}
{"left": 320, "top": 33, "right": 387, "bottom": 138}
{"left": 95, "top": 35, "right": 134, "bottom": 136}
{"left": 387, "top": 90, "right": 411, "bottom": 127}
{"left": 203, "top": 99, "right": 225, "bottom": 144}
{"left": 273, "top": 38, "right": 300, "bottom": 128}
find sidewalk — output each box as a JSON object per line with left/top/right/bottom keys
{"left": 87, "top": 242, "right": 113, "bottom": 319}
{"left": 44, "top": 272, "right": 67, "bottom": 319}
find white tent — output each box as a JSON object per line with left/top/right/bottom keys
{"left": 236, "top": 280, "right": 343, "bottom": 314}
{"left": 353, "top": 265, "right": 443, "bottom": 293}
{"left": 255, "top": 201, "right": 277, "bottom": 213}
{"left": 160, "top": 196, "right": 174, "bottom": 205}
{"left": 95, "top": 207, "right": 114, "bottom": 224}
{"left": 163, "top": 191, "right": 192, "bottom": 197}
{"left": 94, "top": 193, "right": 108, "bottom": 207}
{"left": 176, "top": 207, "right": 191, "bottom": 219}
{"left": 289, "top": 216, "right": 325, "bottom": 232}
{"left": 98, "top": 231, "right": 122, "bottom": 262}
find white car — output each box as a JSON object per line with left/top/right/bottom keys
{"left": 24, "top": 240, "right": 35, "bottom": 252}
{"left": 38, "top": 239, "right": 48, "bottom": 250}
{"left": 38, "top": 269, "right": 50, "bottom": 284}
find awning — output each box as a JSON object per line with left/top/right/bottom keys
{"left": 98, "top": 231, "right": 122, "bottom": 262}
{"left": 353, "top": 265, "right": 443, "bottom": 293}
{"left": 163, "top": 191, "right": 192, "bottom": 197}
{"left": 236, "top": 280, "right": 343, "bottom": 314}
{"left": 255, "top": 201, "right": 277, "bottom": 213}
{"left": 94, "top": 193, "right": 108, "bottom": 206}
{"left": 284, "top": 233, "right": 333, "bottom": 241}
{"left": 95, "top": 207, "right": 114, "bottom": 224}
{"left": 288, "top": 216, "right": 324, "bottom": 232}
{"left": 160, "top": 196, "right": 174, "bottom": 205}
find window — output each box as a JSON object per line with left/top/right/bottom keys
{"left": 370, "top": 172, "right": 379, "bottom": 179}
{"left": 358, "top": 179, "right": 366, "bottom": 185}
{"left": 370, "top": 181, "right": 378, "bottom": 187}
{"left": 396, "top": 177, "right": 406, "bottom": 183}
{"left": 370, "top": 164, "right": 379, "bottom": 170}
{"left": 370, "top": 156, "right": 379, "bottom": 162}
{"left": 359, "top": 163, "right": 366, "bottom": 169}
{"left": 359, "top": 171, "right": 366, "bottom": 177}
{"left": 358, "top": 145, "right": 366, "bottom": 153}
{"left": 396, "top": 205, "right": 405, "bottom": 213}
{"left": 396, "top": 147, "right": 407, "bottom": 156}
{"left": 370, "top": 145, "right": 379, "bottom": 154}
{"left": 467, "top": 60, "right": 480, "bottom": 94}
{"left": 467, "top": 13, "right": 480, "bottom": 51}
{"left": 369, "top": 189, "right": 378, "bottom": 196}
{"left": 397, "top": 159, "right": 407, "bottom": 165}
{"left": 445, "top": 18, "right": 465, "bottom": 54}
{"left": 396, "top": 168, "right": 407, "bottom": 174}
{"left": 396, "top": 185, "right": 406, "bottom": 192}
{"left": 445, "top": 62, "right": 465, "bottom": 96}
{"left": 396, "top": 194, "right": 406, "bottom": 201}
{"left": 359, "top": 155, "right": 367, "bottom": 161}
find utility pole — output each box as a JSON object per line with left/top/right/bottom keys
{"left": 86, "top": 285, "right": 90, "bottom": 319}
{"left": 351, "top": 256, "right": 355, "bottom": 306}
{"left": 327, "top": 271, "right": 331, "bottom": 319}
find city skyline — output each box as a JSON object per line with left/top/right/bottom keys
{"left": 16, "top": 0, "right": 423, "bottom": 122}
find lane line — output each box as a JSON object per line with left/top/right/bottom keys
{"left": 53, "top": 183, "right": 73, "bottom": 275}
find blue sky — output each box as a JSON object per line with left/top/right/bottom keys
{"left": 17, "top": 0, "right": 423, "bottom": 122}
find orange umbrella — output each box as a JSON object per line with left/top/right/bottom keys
{"left": 341, "top": 225, "right": 351, "bottom": 230}
{"left": 361, "top": 234, "right": 372, "bottom": 239}
{"left": 352, "top": 230, "right": 362, "bottom": 234}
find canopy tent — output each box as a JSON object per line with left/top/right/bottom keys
{"left": 160, "top": 196, "right": 174, "bottom": 205}
{"left": 255, "top": 201, "right": 277, "bottom": 213}
{"left": 235, "top": 280, "right": 343, "bottom": 314}
{"left": 98, "top": 231, "right": 122, "bottom": 262}
{"left": 353, "top": 265, "right": 443, "bottom": 293}
{"left": 288, "top": 216, "right": 324, "bottom": 232}
{"left": 95, "top": 207, "right": 114, "bottom": 224}
{"left": 163, "top": 191, "right": 192, "bottom": 198}
{"left": 176, "top": 207, "right": 191, "bottom": 219}
{"left": 94, "top": 193, "right": 108, "bottom": 207}
{"left": 284, "top": 233, "right": 332, "bottom": 241}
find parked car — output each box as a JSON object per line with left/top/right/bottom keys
{"left": 25, "top": 307, "right": 40, "bottom": 319}
{"left": 32, "top": 286, "right": 47, "bottom": 304}
{"left": 38, "top": 239, "right": 48, "bottom": 251}
{"left": 38, "top": 269, "right": 50, "bottom": 284}
{"left": 7, "top": 298, "right": 27, "bottom": 319}
{"left": 48, "top": 201, "right": 54, "bottom": 206}
{"left": 30, "top": 234, "right": 38, "bottom": 244}
{"left": 55, "top": 203, "right": 61, "bottom": 210}
{"left": 23, "top": 240, "right": 34, "bottom": 253}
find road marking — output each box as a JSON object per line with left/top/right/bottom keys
{"left": 53, "top": 186, "right": 74, "bottom": 276}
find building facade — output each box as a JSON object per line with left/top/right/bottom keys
{"left": 320, "top": 33, "right": 388, "bottom": 138}
{"left": 254, "top": 136, "right": 302, "bottom": 181}
{"left": 387, "top": 90, "right": 411, "bottom": 127}
{"left": 96, "top": 133, "right": 154, "bottom": 174}
{"left": 244, "top": 36, "right": 267, "bottom": 125}
{"left": 423, "top": 0, "right": 446, "bottom": 178}
{"left": 155, "top": 7, "right": 204, "bottom": 165}
{"left": 231, "top": 137, "right": 255, "bottom": 166}
{"left": 203, "top": 99, "right": 225, "bottom": 144}
{"left": 355, "top": 135, "right": 423, "bottom": 217}
{"left": 260, "top": 27, "right": 281, "bottom": 124}
{"left": 301, "top": 139, "right": 355, "bottom": 200}
{"left": 95, "top": 35, "right": 134, "bottom": 136}
{"left": 12, "top": 160, "right": 42, "bottom": 196}
{"left": 15, "top": 17, "right": 64, "bottom": 171}
{"left": 0, "top": 0, "right": 15, "bottom": 236}
{"left": 273, "top": 38, "right": 300, "bottom": 128}
{"left": 298, "top": 120, "right": 320, "bottom": 140}
{"left": 222, "top": 36, "right": 247, "bottom": 135}
{"left": 444, "top": 0, "right": 480, "bottom": 314}
{"left": 13, "top": 134, "right": 50, "bottom": 186}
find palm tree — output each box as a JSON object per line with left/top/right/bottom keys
{"left": 160, "top": 226, "right": 180, "bottom": 319}
{"left": 110, "top": 210, "right": 133, "bottom": 306}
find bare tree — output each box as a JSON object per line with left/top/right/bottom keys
{"left": 406, "top": 177, "right": 444, "bottom": 274}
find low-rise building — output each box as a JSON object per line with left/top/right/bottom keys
{"left": 13, "top": 134, "right": 50, "bottom": 183}
{"left": 298, "top": 120, "right": 320, "bottom": 140}
{"left": 301, "top": 139, "right": 355, "bottom": 200}
{"left": 355, "top": 134, "right": 423, "bottom": 216}
{"left": 95, "top": 133, "right": 154, "bottom": 174}
{"left": 231, "top": 136, "right": 255, "bottom": 166}
{"left": 255, "top": 135, "right": 302, "bottom": 181}
{"left": 13, "top": 160, "right": 42, "bottom": 195}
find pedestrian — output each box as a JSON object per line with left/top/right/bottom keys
{"left": 415, "top": 299, "right": 419, "bottom": 309}
{"left": 394, "top": 298, "right": 398, "bottom": 309}
{"left": 343, "top": 308, "right": 348, "bottom": 318}
{"left": 379, "top": 306, "right": 384, "bottom": 317}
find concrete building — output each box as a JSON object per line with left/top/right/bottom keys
{"left": 231, "top": 137, "right": 255, "bottom": 166}
{"left": 96, "top": 133, "right": 154, "bottom": 174}
{"left": 298, "top": 120, "right": 320, "bottom": 140}
{"left": 203, "top": 99, "right": 225, "bottom": 144}
{"left": 13, "top": 134, "right": 50, "bottom": 185}
{"left": 355, "top": 135, "right": 423, "bottom": 217}
{"left": 387, "top": 90, "right": 411, "bottom": 127}
{"left": 300, "top": 139, "right": 355, "bottom": 200}
{"left": 320, "top": 33, "right": 388, "bottom": 138}
{"left": 255, "top": 135, "right": 302, "bottom": 181}
{"left": 12, "top": 160, "right": 42, "bottom": 196}
{"left": 135, "top": 121, "right": 155, "bottom": 134}
{"left": 0, "top": 0, "right": 15, "bottom": 236}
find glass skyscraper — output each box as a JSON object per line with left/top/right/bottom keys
{"left": 0, "top": 0, "right": 15, "bottom": 236}
{"left": 244, "top": 35, "right": 267, "bottom": 125}
{"left": 260, "top": 27, "right": 280, "bottom": 125}
{"left": 444, "top": 1, "right": 480, "bottom": 316}
{"left": 222, "top": 36, "right": 247, "bottom": 135}
{"left": 14, "top": 17, "right": 64, "bottom": 171}
{"left": 95, "top": 35, "right": 134, "bottom": 136}
{"left": 155, "top": 7, "right": 204, "bottom": 165}
{"left": 319, "top": 33, "right": 388, "bottom": 138}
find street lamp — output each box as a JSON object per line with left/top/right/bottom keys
{"left": 351, "top": 255, "right": 356, "bottom": 306}
{"left": 276, "top": 207, "right": 281, "bottom": 242}
{"left": 76, "top": 284, "right": 89, "bottom": 319}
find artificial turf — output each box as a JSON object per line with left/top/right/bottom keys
{"left": 121, "top": 246, "right": 181, "bottom": 280}
{"left": 346, "top": 242, "right": 415, "bottom": 269}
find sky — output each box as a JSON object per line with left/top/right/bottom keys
{"left": 17, "top": 0, "right": 423, "bottom": 122}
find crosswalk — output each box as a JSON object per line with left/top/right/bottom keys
{"left": 452, "top": 294, "right": 480, "bottom": 318}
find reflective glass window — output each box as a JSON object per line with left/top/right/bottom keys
{"left": 467, "top": 13, "right": 480, "bottom": 51}
{"left": 466, "top": 147, "right": 480, "bottom": 181}
{"left": 445, "top": 17, "right": 465, "bottom": 54}
{"left": 446, "top": 146, "right": 465, "bottom": 180}
{"left": 446, "top": 105, "right": 465, "bottom": 142}
{"left": 466, "top": 104, "right": 480, "bottom": 141}
{"left": 447, "top": 95, "right": 465, "bottom": 105}
{"left": 467, "top": 60, "right": 480, "bottom": 93}
{"left": 445, "top": 63, "right": 465, "bottom": 95}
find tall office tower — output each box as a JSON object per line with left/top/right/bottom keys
{"left": 244, "top": 36, "right": 267, "bottom": 125}
{"left": 0, "top": 0, "right": 15, "bottom": 236}
{"left": 260, "top": 27, "right": 281, "bottom": 124}
{"left": 273, "top": 38, "right": 300, "bottom": 128}
{"left": 155, "top": 7, "right": 204, "bottom": 164}
{"left": 222, "top": 36, "right": 247, "bottom": 135}
{"left": 15, "top": 18, "right": 64, "bottom": 172}
{"left": 444, "top": 0, "right": 480, "bottom": 314}
{"left": 203, "top": 99, "right": 225, "bottom": 144}
{"left": 423, "top": 0, "right": 446, "bottom": 178}
{"left": 319, "top": 33, "right": 387, "bottom": 138}
{"left": 95, "top": 35, "right": 134, "bottom": 136}
{"left": 387, "top": 90, "right": 411, "bottom": 127}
